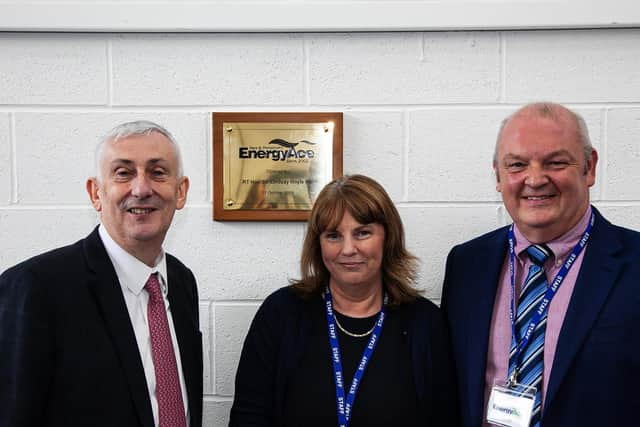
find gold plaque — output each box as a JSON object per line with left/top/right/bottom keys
{"left": 213, "top": 112, "right": 343, "bottom": 221}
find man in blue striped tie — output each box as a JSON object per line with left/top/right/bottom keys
{"left": 441, "top": 102, "right": 640, "bottom": 427}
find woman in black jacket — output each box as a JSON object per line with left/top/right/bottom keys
{"left": 230, "top": 174, "right": 458, "bottom": 427}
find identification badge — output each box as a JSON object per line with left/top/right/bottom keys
{"left": 486, "top": 383, "right": 536, "bottom": 427}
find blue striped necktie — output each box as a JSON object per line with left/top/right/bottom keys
{"left": 508, "top": 244, "right": 551, "bottom": 427}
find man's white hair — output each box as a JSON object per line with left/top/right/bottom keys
{"left": 95, "top": 120, "right": 183, "bottom": 181}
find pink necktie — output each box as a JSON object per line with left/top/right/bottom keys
{"left": 145, "top": 273, "right": 187, "bottom": 427}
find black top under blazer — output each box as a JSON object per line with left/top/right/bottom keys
{"left": 230, "top": 286, "right": 459, "bottom": 426}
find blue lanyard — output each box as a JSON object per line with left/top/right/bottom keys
{"left": 324, "top": 287, "right": 387, "bottom": 427}
{"left": 507, "top": 211, "right": 594, "bottom": 383}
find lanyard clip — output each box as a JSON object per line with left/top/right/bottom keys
{"left": 507, "top": 369, "right": 518, "bottom": 387}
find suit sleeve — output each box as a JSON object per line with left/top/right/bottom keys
{"left": 0, "top": 267, "right": 54, "bottom": 427}
{"left": 439, "top": 244, "right": 459, "bottom": 316}
{"left": 229, "top": 294, "right": 283, "bottom": 427}
{"left": 435, "top": 244, "right": 463, "bottom": 426}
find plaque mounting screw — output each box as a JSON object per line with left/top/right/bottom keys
{"left": 225, "top": 199, "right": 234, "bottom": 207}
{"left": 226, "top": 127, "right": 233, "bottom": 132}
{"left": 324, "top": 126, "right": 329, "bottom": 132}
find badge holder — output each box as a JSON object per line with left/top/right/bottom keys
{"left": 486, "top": 380, "right": 536, "bottom": 427}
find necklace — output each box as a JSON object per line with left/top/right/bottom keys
{"left": 334, "top": 315, "right": 376, "bottom": 338}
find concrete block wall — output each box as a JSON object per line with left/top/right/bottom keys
{"left": 1, "top": 29, "right": 639, "bottom": 425}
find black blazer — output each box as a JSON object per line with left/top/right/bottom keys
{"left": 441, "top": 207, "right": 640, "bottom": 427}
{"left": 0, "top": 227, "right": 202, "bottom": 427}
{"left": 230, "top": 286, "right": 458, "bottom": 426}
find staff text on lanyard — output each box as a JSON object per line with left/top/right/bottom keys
{"left": 507, "top": 211, "right": 594, "bottom": 385}
{"left": 324, "top": 287, "right": 387, "bottom": 427}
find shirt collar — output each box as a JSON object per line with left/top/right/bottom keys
{"left": 98, "top": 224, "right": 168, "bottom": 297}
{"left": 513, "top": 205, "right": 593, "bottom": 264}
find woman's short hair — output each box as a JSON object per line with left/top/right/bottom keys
{"left": 291, "top": 174, "right": 420, "bottom": 306}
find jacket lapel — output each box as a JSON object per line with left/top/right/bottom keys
{"left": 83, "top": 227, "right": 155, "bottom": 427}
{"left": 544, "top": 210, "right": 622, "bottom": 412}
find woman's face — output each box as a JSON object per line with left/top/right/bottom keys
{"left": 320, "top": 210, "right": 385, "bottom": 292}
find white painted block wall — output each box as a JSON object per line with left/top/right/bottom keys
{"left": 1, "top": 29, "right": 639, "bottom": 425}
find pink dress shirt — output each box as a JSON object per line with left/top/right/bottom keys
{"left": 482, "top": 206, "right": 593, "bottom": 427}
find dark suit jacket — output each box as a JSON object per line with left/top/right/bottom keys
{"left": 441, "top": 207, "right": 640, "bottom": 427}
{"left": 0, "top": 227, "right": 202, "bottom": 427}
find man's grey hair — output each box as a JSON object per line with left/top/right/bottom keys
{"left": 95, "top": 120, "right": 184, "bottom": 181}
{"left": 493, "top": 102, "right": 594, "bottom": 168}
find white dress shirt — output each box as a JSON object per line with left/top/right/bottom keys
{"left": 99, "top": 225, "right": 190, "bottom": 427}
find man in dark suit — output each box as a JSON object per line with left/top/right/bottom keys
{"left": 0, "top": 121, "right": 202, "bottom": 427}
{"left": 441, "top": 102, "right": 640, "bottom": 427}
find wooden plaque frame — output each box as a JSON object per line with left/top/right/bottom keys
{"left": 212, "top": 112, "right": 343, "bottom": 221}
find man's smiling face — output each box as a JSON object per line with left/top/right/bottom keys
{"left": 87, "top": 131, "right": 189, "bottom": 262}
{"left": 494, "top": 108, "right": 597, "bottom": 243}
